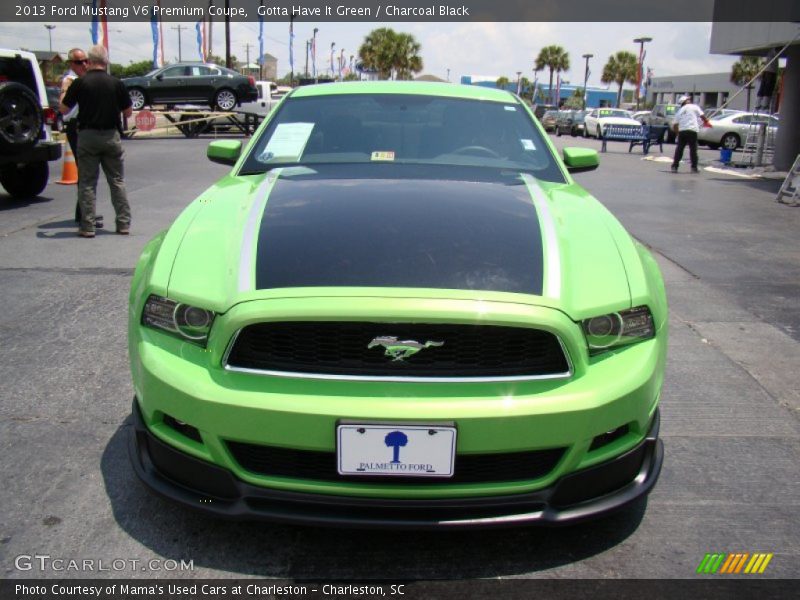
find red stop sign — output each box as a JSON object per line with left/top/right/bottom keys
{"left": 135, "top": 110, "right": 157, "bottom": 131}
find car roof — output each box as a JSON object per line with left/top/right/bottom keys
{"left": 290, "top": 81, "right": 519, "bottom": 103}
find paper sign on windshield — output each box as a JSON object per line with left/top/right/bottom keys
{"left": 259, "top": 122, "right": 315, "bottom": 162}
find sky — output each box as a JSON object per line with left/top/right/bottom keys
{"left": 0, "top": 21, "right": 738, "bottom": 86}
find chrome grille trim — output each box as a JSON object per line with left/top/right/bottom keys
{"left": 221, "top": 326, "right": 574, "bottom": 383}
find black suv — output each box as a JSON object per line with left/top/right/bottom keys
{"left": 0, "top": 48, "right": 62, "bottom": 198}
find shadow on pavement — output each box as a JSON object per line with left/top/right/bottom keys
{"left": 102, "top": 419, "right": 647, "bottom": 579}
{"left": 0, "top": 195, "right": 54, "bottom": 210}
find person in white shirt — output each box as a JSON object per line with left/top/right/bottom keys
{"left": 671, "top": 95, "right": 711, "bottom": 173}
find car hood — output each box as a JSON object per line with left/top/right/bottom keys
{"left": 166, "top": 166, "right": 632, "bottom": 319}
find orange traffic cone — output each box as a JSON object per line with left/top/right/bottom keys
{"left": 57, "top": 141, "right": 77, "bottom": 185}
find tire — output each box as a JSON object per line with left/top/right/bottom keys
{"left": 0, "top": 161, "right": 49, "bottom": 198}
{"left": 128, "top": 88, "right": 146, "bottom": 111}
{"left": 213, "top": 88, "right": 237, "bottom": 111}
{"left": 721, "top": 133, "right": 740, "bottom": 150}
{"left": 571, "top": 126, "right": 577, "bottom": 137}
{"left": 0, "top": 82, "right": 42, "bottom": 155}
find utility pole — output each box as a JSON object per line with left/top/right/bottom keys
{"left": 305, "top": 40, "right": 310, "bottom": 77}
{"left": 243, "top": 42, "right": 252, "bottom": 73}
{"left": 330, "top": 42, "right": 335, "bottom": 77}
{"left": 582, "top": 53, "right": 593, "bottom": 110}
{"left": 171, "top": 25, "right": 187, "bottom": 62}
{"left": 339, "top": 48, "right": 345, "bottom": 81}
{"left": 224, "top": 0, "right": 231, "bottom": 69}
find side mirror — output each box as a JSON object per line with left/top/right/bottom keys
{"left": 563, "top": 147, "right": 599, "bottom": 173}
{"left": 207, "top": 140, "right": 242, "bottom": 166}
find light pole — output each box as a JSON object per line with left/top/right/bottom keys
{"left": 44, "top": 24, "right": 55, "bottom": 53}
{"left": 312, "top": 28, "right": 318, "bottom": 79}
{"left": 633, "top": 37, "right": 652, "bottom": 110}
{"left": 516, "top": 71, "right": 522, "bottom": 95}
{"left": 446, "top": 68, "right": 450, "bottom": 82}
{"left": 330, "top": 42, "right": 335, "bottom": 78}
{"left": 339, "top": 48, "right": 345, "bottom": 81}
{"left": 581, "top": 53, "right": 593, "bottom": 110}
{"left": 305, "top": 40, "right": 310, "bottom": 77}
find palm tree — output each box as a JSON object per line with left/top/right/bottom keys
{"left": 601, "top": 51, "right": 638, "bottom": 107}
{"left": 393, "top": 32, "right": 423, "bottom": 80}
{"left": 535, "top": 45, "right": 570, "bottom": 105}
{"left": 358, "top": 28, "right": 423, "bottom": 80}
{"left": 496, "top": 76, "right": 510, "bottom": 89}
{"left": 730, "top": 55, "right": 763, "bottom": 111}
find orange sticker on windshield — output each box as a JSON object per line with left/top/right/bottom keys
{"left": 371, "top": 151, "right": 395, "bottom": 161}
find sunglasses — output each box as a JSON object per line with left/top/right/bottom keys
{"left": 71, "top": 59, "right": 88, "bottom": 65}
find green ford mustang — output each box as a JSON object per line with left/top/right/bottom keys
{"left": 128, "top": 81, "right": 666, "bottom": 528}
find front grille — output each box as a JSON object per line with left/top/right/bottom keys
{"left": 226, "top": 441, "right": 566, "bottom": 485}
{"left": 225, "top": 321, "right": 570, "bottom": 379}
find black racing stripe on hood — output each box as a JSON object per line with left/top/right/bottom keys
{"left": 255, "top": 169, "right": 543, "bottom": 294}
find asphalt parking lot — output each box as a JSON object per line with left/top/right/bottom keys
{"left": 0, "top": 132, "right": 798, "bottom": 580}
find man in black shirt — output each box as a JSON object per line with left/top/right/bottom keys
{"left": 60, "top": 45, "right": 133, "bottom": 238}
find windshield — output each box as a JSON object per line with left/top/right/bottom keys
{"left": 240, "top": 93, "right": 565, "bottom": 183}
{"left": 597, "top": 109, "right": 631, "bottom": 118}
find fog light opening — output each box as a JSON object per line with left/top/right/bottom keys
{"left": 163, "top": 414, "right": 203, "bottom": 444}
{"left": 589, "top": 424, "right": 630, "bottom": 451}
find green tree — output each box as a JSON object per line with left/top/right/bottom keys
{"left": 207, "top": 53, "right": 240, "bottom": 70}
{"left": 124, "top": 60, "right": 158, "bottom": 78}
{"left": 563, "top": 88, "right": 585, "bottom": 109}
{"left": 496, "top": 76, "right": 510, "bottom": 89}
{"left": 601, "top": 51, "right": 638, "bottom": 107}
{"left": 359, "top": 28, "right": 423, "bottom": 80}
{"left": 730, "top": 55, "right": 762, "bottom": 111}
{"left": 535, "top": 45, "right": 570, "bottom": 105}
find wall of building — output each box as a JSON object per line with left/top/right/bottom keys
{"left": 646, "top": 73, "right": 752, "bottom": 111}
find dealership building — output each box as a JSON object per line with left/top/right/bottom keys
{"left": 646, "top": 73, "right": 753, "bottom": 111}
{"left": 709, "top": 20, "right": 799, "bottom": 170}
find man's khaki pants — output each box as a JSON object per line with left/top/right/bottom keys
{"left": 77, "top": 129, "right": 131, "bottom": 233}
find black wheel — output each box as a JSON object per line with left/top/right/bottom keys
{"left": 128, "top": 88, "right": 146, "bottom": 111}
{"left": 0, "top": 161, "right": 49, "bottom": 198}
{"left": 0, "top": 82, "right": 42, "bottom": 155}
{"left": 721, "top": 133, "right": 740, "bottom": 150}
{"left": 213, "top": 88, "right": 237, "bottom": 111}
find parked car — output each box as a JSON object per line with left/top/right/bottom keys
{"left": 128, "top": 81, "right": 666, "bottom": 528}
{"left": 532, "top": 103, "right": 558, "bottom": 120}
{"left": 44, "top": 86, "right": 64, "bottom": 132}
{"left": 645, "top": 103, "right": 679, "bottom": 143}
{"left": 0, "top": 48, "right": 62, "bottom": 198}
{"left": 698, "top": 112, "right": 779, "bottom": 150}
{"left": 540, "top": 109, "right": 559, "bottom": 132}
{"left": 583, "top": 108, "right": 640, "bottom": 138}
{"left": 555, "top": 109, "right": 587, "bottom": 137}
{"left": 122, "top": 62, "right": 258, "bottom": 111}
{"left": 631, "top": 110, "right": 651, "bottom": 124}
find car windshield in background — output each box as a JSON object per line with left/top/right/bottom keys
{"left": 241, "top": 93, "right": 565, "bottom": 183}
{"left": 597, "top": 109, "right": 631, "bottom": 118}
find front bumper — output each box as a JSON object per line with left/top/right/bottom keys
{"left": 129, "top": 400, "right": 663, "bottom": 528}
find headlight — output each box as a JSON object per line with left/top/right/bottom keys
{"left": 582, "top": 306, "right": 655, "bottom": 353}
{"left": 142, "top": 295, "right": 215, "bottom": 346}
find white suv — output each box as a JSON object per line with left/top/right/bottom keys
{"left": 0, "top": 48, "right": 62, "bottom": 198}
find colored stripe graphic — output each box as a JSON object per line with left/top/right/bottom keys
{"left": 697, "top": 553, "right": 773, "bottom": 574}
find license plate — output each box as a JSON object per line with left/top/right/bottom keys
{"left": 337, "top": 423, "right": 457, "bottom": 477}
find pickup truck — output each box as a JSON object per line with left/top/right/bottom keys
{"left": 0, "top": 48, "right": 62, "bottom": 198}
{"left": 236, "top": 81, "right": 290, "bottom": 117}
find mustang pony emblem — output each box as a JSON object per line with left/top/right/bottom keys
{"left": 367, "top": 336, "right": 444, "bottom": 362}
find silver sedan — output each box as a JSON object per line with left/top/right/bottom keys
{"left": 698, "top": 112, "right": 779, "bottom": 150}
